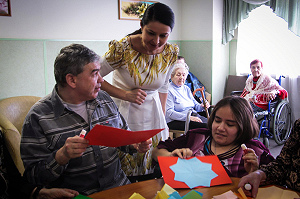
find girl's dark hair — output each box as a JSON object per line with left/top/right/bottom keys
{"left": 207, "top": 96, "right": 259, "bottom": 144}
{"left": 128, "top": 2, "right": 175, "bottom": 36}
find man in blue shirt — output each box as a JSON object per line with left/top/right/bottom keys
{"left": 20, "top": 44, "right": 151, "bottom": 196}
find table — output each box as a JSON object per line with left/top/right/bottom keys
{"left": 88, "top": 177, "right": 241, "bottom": 199}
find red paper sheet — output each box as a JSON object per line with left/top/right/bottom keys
{"left": 84, "top": 124, "right": 163, "bottom": 147}
{"left": 157, "top": 155, "right": 232, "bottom": 188}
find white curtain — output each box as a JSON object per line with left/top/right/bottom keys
{"left": 282, "top": 76, "right": 300, "bottom": 122}
{"left": 236, "top": 5, "right": 300, "bottom": 121}
{"left": 242, "top": 0, "right": 270, "bottom": 4}
{"left": 223, "top": 0, "right": 300, "bottom": 45}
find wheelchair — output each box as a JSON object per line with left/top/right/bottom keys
{"left": 254, "top": 97, "right": 292, "bottom": 148}
{"left": 232, "top": 75, "right": 292, "bottom": 148}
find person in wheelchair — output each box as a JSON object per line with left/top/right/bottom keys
{"left": 166, "top": 62, "right": 210, "bottom": 131}
{"left": 153, "top": 96, "right": 274, "bottom": 178}
{"left": 240, "top": 59, "right": 288, "bottom": 115}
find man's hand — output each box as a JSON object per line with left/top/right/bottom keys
{"left": 171, "top": 148, "right": 193, "bottom": 159}
{"left": 55, "top": 136, "right": 89, "bottom": 165}
{"left": 125, "top": 89, "right": 147, "bottom": 105}
{"left": 37, "top": 188, "right": 79, "bottom": 199}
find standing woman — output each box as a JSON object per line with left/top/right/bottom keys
{"left": 100, "top": 3, "right": 179, "bottom": 181}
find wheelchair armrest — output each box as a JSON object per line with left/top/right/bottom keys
{"left": 231, "top": 90, "right": 243, "bottom": 96}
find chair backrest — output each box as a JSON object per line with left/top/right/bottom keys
{"left": 224, "top": 75, "right": 248, "bottom": 97}
{"left": 0, "top": 96, "right": 41, "bottom": 175}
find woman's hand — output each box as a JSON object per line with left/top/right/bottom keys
{"left": 132, "top": 138, "right": 152, "bottom": 153}
{"left": 265, "top": 93, "right": 276, "bottom": 101}
{"left": 171, "top": 148, "right": 193, "bottom": 159}
{"left": 125, "top": 89, "right": 147, "bottom": 105}
{"left": 190, "top": 116, "right": 202, "bottom": 123}
{"left": 201, "top": 100, "right": 210, "bottom": 109}
{"left": 242, "top": 148, "right": 259, "bottom": 173}
{"left": 238, "top": 170, "right": 267, "bottom": 198}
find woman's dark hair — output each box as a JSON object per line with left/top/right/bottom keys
{"left": 128, "top": 2, "right": 175, "bottom": 36}
{"left": 54, "top": 44, "right": 100, "bottom": 87}
{"left": 207, "top": 96, "right": 259, "bottom": 144}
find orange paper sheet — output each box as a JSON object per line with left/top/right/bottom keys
{"left": 84, "top": 124, "right": 163, "bottom": 147}
{"left": 158, "top": 155, "right": 232, "bottom": 189}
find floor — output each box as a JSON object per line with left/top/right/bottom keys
{"left": 259, "top": 137, "right": 284, "bottom": 158}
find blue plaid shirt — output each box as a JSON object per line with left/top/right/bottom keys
{"left": 21, "top": 86, "right": 130, "bottom": 195}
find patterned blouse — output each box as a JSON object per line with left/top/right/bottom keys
{"left": 260, "top": 118, "right": 300, "bottom": 191}
{"left": 100, "top": 36, "right": 179, "bottom": 176}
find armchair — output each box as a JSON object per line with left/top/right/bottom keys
{"left": 0, "top": 96, "right": 41, "bottom": 175}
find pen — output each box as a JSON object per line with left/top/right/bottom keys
{"left": 244, "top": 183, "right": 252, "bottom": 191}
{"left": 79, "top": 129, "right": 87, "bottom": 138}
{"left": 241, "top": 144, "right": 247, "bottom": 153}
{"left": 241, "top": 144, "right": 252, "bottom": 191}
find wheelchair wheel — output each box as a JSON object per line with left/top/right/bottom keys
{"left": 272, "top": 100, "right": 292, "bottom": 145}
{"left": 263, "top": 136, "right": 269, "bottom": 148}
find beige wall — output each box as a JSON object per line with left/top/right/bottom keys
{"left": 0, "top": 0, "right": 232, "bottom": 102}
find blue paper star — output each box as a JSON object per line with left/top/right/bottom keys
{"left": 169, "top": 157, "right": 218, "bottom": 188}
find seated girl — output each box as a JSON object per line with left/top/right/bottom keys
{"left": 166, "top": 62, "right": 209, "bottom": 131}
{"left": 153, "top": 96, "right": 274, "bottom": 177}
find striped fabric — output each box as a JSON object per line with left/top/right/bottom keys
{"left": 21, "top": 86, "right": 130, "bottom": 195}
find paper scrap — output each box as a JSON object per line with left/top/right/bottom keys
{"left": 182, "top": 190, "right": 203, "bottom": 199}
{"left": 213, "top": 190, "right": 238, "bottom": 199}
{"left": 238, "top": 187, "right": 248, "bottom": 199}
{"left": 84, "top": 124, "right": 163, "bottom": 147}
{"left": 168, "top": 191, "right": 182, "bottom": 199}
{"left": 170, "top": 158, "right": 217, "bottom": 188}
{"left": 129, "top": 192, "right": 146, "bottom": 199}
{"left": 157, "top": 156, "right": 231, "bottom": 189}
{"left": 256, "top": 186, "right": 300, "bottom": 199}
{"left": 155, "top": 183, "right": 178, "bottom": 199}
{"left": 73, "top": 194, "right": 92, "bottom": 199}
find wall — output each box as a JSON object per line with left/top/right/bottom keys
{"left": 212, "top": 0, "right": 229, "bottom": 104}
{"left": 179, "top": 0, "right": 229, "bottom": 104}
{"left": 0, "top": 0, "right": 181, "bottom": 40}
{"left": 177, "top": 0, "right": 213, "bottom": 97}
{"left": 0, "top": 0, "right": 229, "bottom": 103}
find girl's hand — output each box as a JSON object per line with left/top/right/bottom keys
{"left": 171, "top": 148, "right": 193, "bottom": 159}
{"left": 242, "top": 148, "right": 259, "bottom": 173}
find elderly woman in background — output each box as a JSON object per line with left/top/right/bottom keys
{"left": 240, "top": 59, "right": 288, "bottom": 113}
{"left": 166, "top": 62, "right": 209, "bottom": 131}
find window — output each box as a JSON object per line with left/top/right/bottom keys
{"left": 236, "top": 5, "right": 300, "bottom": 77}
